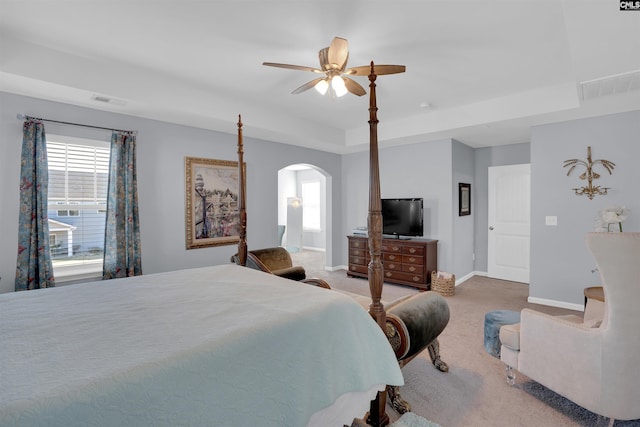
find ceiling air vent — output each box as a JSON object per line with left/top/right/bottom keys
{"left": 91, "top": 94, "right": 127, "bottom": 106}
{"left": 580, "top": 70, "right": 640, "bottom": 101}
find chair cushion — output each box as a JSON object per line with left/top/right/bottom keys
{"left": 484, "top": 310, "right": 521, "bottom": 358}
{"left": 499, "top": 323, "right": 521, "bottom": 351}
{"left": 271, "top": 266, "right": 306, "bottom": 281}
{"left": 498, "top": 314, "right": 585, "bottom": 353}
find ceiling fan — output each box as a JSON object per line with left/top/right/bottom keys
{"left": 263, "top": 37, "right": 405, "bottom": 97}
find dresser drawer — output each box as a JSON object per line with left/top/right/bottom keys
{"left": 349, "top": 255, "right": 367, "bottom": 266}
{"left": 402, "top": 254, "right": 424, "bottom": 265}
{"left": 402, "top": 263, "right": 424, "bottom": 274}
{"left": 349, "top": 264, "right": 369, "bottom": 275}
{"left": 402, "top": 245, "right": 425, "bottom": 256}
{"left": 349, "top": 239, "right": 368, "bottom": 250}
{"left": 383, "top": 252, "right": 402, "bottom": 263}
{"left": 384, "top": 270, "right": 424, "bottom": 284}
{"left": 383, "top": 261, "right": 401, "bottom": 271}
{"left": 381, "top": 242, "right": 403, "bottom": 253}
{"left": 350, "top": 248, "right": 368, "bottom": 258}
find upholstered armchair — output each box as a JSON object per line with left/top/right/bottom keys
{"left": 231, "top": 247, "right": 307, "bottom": 281}
{"left": 500, "top": 232, "right": 640, "bottom": 423}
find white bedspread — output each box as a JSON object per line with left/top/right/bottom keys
{"left": 0, "top": 264, "right": 403, "bottom": 427}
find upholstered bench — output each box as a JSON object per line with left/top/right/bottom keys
{"left": 335, "top": 288, "right": 450, "bottom": 414}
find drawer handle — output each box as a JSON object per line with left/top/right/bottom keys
{"left": 409, "top": 248, "right": 416, "bottom": 254}
{"left": 408, "top": 266, "right": 415, "bottom": 272}
{"left": 386, "top": 272, "right": 392, "bottom": 277}
{"left": 389, "top": 263, "right": 395, "bottom": 269}
{"left": 408, "top": 257, "right": 416, "bottom": 262}
{"left": 389, "top": 255, "right": 396, "bottom": 260}
{"left": 392, "top": 246, "right": 400, "bottom": 252}
{"left": 412, "top": 276, "right": 420, "bottom": 282}
{"left": 354, "top": 242, "right": 361, "bottom": 248}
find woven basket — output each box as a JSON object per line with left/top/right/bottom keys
{"left": 431, "top": 271, "right": 455, "bottom": 296}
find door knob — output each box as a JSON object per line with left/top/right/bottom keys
{"left": 489, "top": 226, "right": 494, "bottom": 230}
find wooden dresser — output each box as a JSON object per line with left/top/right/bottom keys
{"left": 347, "top": 235, "right": 438, "bottom": 290}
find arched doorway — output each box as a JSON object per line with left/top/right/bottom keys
{"left": 277, "top": 164, "right": 331, "bottom": 272}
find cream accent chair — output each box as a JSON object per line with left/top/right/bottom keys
{"left": 500, "top": 232, "right": 640, "bottom": 423}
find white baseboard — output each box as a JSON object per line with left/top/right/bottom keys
{"left": 328, "top": 264, "right": 348, "bottom": 272}
{"left": 456, "top": 271, "right": 584, "bottom": 312}
{"left": 302, "top": 246, "right": 326, "bottom": 252}
{"left": 455, "top": 271, "right": 484, "bottom": 286}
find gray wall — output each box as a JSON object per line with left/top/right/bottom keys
{"left": 341, "top": 139, "right": 455, "bottom": 273}
{"left": 473, "top": 143, "right": 531, "bottom": 272}
{"left": 0, "top": 92, "right": 343, "bottom": 293}
{"left": 452, "top": 140, "right": 475, "bottom": 279}
{"left": 3, "top": 91, "right": 637, "bottom": 308}
{"left": 530, "top": 110, "right": 640, "bottom": 307}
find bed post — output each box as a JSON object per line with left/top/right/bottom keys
{"left": 237, "top": 115, "right": 247, "bottom": 267}
{"left": 366, "top": 62, "right": 389, "bottom": 427}
{"left": 367, "top": 63, "right": 386, "bottom": 333}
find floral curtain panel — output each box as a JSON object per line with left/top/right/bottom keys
{"left": 15, "top": 120, "right": 55, "bottom": 291}
{"left": 103, "top": 131, "right": 142, "bottom": 279}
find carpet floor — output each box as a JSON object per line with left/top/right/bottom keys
{"left": 291, "top": 250, "right": 640, "bottom": 427}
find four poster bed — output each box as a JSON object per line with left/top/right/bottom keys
{"left": 0, "top": 65, "right": 419, "bottom": 427}
{"left": 233, "top": 64, "right": 449, "bottom": 426}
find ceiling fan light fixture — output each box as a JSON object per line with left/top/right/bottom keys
{"left": 331, "top": 75, "right": 348, "bottom": 97}
{"left": 314, "top": 79, "right": 329, "bottom": 95}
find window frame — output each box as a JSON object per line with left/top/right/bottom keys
{"left": 301, "top": 179, "right": 321, "bottom": 232}
{"left": 47, "top": 134, "right": 110, "bottom": 282}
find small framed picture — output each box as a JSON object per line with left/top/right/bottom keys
{"left": 459, "top": 183, "right": 471, "bottom": 216}
{"left": 185, "top": 157, "right": 244, "bottom": 249}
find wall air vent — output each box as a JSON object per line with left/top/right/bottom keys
{"left": 91, "top": 94, "right": 127, "bottom": 106}
{"left": 580, "top": 70, "right": 640, "bottom": 101}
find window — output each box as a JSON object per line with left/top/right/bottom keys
{"left": 301, "top": 180, "right": 321, "bottom": 230}
{"left": 47, "top": 135, "right": 110, "bottom": 280}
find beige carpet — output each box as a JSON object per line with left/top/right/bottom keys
{"left": 291, "top": 250, "right": 640, "bottom": 427}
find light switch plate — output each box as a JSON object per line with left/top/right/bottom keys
{"left": 545, "top": 216, "right": 558, "bottom": 226}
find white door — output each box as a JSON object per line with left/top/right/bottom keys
{"left": 487, "top": 164, "right": 531, "bottom": 283}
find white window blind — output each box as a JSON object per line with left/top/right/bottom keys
{"left": 47, "top": 137, "right": 110, "bottom": 278}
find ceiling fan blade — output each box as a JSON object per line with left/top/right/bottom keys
{"left": 345, "top": 64, "right": 406, "bottom": 76}
{"left": 262, "top": 62, "right": 324, "bottom": 73}
{"left": 328, "top": 37, "right": 349, "bottom": 70}
{"left": 343, "top": 77, "right": 366, "bottom": 96}
{"left": 291, "top": 77, "right": 326, "bottom": 94}
{"left": 318, "top": 47, "right": 329, "bottom": 70}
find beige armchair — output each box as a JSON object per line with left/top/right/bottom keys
{"left": 500, "top": 232, "right": 640, "bottom": 423}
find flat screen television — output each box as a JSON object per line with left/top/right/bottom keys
{"left": 381, "top": 198, "right": 423, "bottom": 238}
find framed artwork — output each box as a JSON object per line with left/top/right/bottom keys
{"left": 185, "top": 157, "right": 243, "bottom": 249}
{"left": 459, "top": 183, "right": 471, "bottom": 216}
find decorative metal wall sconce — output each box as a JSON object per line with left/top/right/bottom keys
{"left": 563, "top": 146, "right": 615, "bottom": 200}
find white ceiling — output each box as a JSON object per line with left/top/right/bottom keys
{"left": 1, "top": 0, "right": 639, "bottom": 154}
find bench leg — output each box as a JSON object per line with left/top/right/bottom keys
{"left": 427, "top": 339, "right": 449, "bottom": 372}
{"left": 386, "top": 385, "right": 411, "bottom": 415}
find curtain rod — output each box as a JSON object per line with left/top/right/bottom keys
{"left": 17, "top": 113, "right": 136, "bottom": 134}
